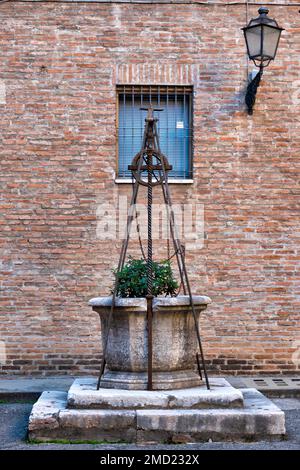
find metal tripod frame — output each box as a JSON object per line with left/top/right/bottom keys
{"left": 97, "top": 105, "right": 210, "bottom": 391}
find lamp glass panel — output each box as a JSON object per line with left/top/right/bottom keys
{"left": 262, "top": 25, "right": 281, "bottom": 59}
{"left": 245, "top": 25, "right": 262, "bottom": 59}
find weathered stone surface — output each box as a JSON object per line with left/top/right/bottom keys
{"left": 88, "top": 296, "right": 212, "bottom": 309}
{"left": 28, "top": 391, "right": 65, "bottom": 433}
{"left": 153, "top": 296, "right": 212, "bottom": 310}
{"left": 28, "top": 387, "right": 285, "bottom": 443}
{"left": 99, "top": 369, "right": 203, "bottom": 391}
{"left": 68, "top": 377, "right": 244, "bottom": 409}
{"left": 90, "top": 295, "right": 211, "bottom": 390}
{"left": 88, "top": 297, "right": 147, "bottom": 310}
{"left": 136, "top": 389, "right": 286, "bottom": 443}
{"left": 68, "top": 378, "right": 169, "bottom": 409}
{"left": 28, "top": 391, "right": 136, "bottom": 442}
{"left": 59, "top": 409, "right": 136, "bottom": 442}
{"left": 28, "top": 391, "right": 66, "bottom": 441}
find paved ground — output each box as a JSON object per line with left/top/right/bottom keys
{"left": 0, "top": 376, "right": 75, "bottom": 398}
{"left": 0, "top": 376, "right": 299, "bottom": 450}
{"left": 0, "top": 398, "right": 299, "bottom": 450}
{"left": 1, "top": 375, "right": 299, "bottom": 397}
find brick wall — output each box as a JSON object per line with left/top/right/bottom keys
{"left": 0, "top": 1, "right": 299, "bottom": 376}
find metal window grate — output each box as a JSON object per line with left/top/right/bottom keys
{"left": 117, "top": 85, "right": 193, "bottom": 179}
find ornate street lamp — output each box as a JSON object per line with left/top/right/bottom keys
{"left": 242, "top": 7, "right": 284, "bottom": 115}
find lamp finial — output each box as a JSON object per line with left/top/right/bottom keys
{"left": 258, "top": 7, "right": 269, "bottom": 16}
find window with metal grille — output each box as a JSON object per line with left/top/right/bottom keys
{"left": 117, "top": 85, "right": 193, "bottom": 180}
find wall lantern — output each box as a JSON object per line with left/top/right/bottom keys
{"left": 242, "top": 7, "right": 284, "bottom": 115}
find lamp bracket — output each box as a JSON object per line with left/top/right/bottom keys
{"left": 245, "top": 67, "right": 263, "bottom": 115}
{"left": 249, "top": 70, "right": 260, "bottom": 81}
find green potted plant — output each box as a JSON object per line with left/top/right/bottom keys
{"left": 114, "top": 257, "right": 179, "bottom": 298}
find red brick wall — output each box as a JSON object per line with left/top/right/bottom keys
{"left": 0, "top": 2, "right": 299, "bottom": 376}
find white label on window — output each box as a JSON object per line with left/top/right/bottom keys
{"left": 176, "top": 121, "right": 184, "bottom": 129}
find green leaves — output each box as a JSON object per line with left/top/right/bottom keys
{"left": 114, "top": 257, "right": 179, "bottom": 298}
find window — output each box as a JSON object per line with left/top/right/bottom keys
{"left": 117, "top": 85, "right": 193, "bottom": 180}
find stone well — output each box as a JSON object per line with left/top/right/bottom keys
{"left": 28, "top": 295, "right": 286, "bottom": 443}
{"left": 89, "top": 295, "right": 211, "bottom": 390}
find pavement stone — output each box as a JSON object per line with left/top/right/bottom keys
{"left": 0, "top": 375, "right": 299, "bottom": 398}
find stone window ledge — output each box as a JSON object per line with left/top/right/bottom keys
{"left": 115, "top": 178, "right": 194, "bottom": 184}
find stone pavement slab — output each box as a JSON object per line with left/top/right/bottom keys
{"left": 1, "top": 375, "right": 299, "bottom": 398}
{"left": 0, "top": 376, "right": 75, "bottom": 399}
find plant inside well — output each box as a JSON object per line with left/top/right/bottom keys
{"left": 114, "top": 257, "right": 179, "bottom": 298}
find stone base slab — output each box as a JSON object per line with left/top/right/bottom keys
{"left": 67, "top": 377, "right": 244, "bottom": 409}
{"left": 136, "top": 389, "right": 285, "bottom": 443}
{"left": 28, "top": 388, "right": 285, "bottom": 443}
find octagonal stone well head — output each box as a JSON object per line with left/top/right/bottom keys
{"left": 89, "top": 295, "right": 211, "bottom": 390}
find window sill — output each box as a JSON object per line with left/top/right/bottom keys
{"left": 115, "top": 178, "right": 194, "bottom": 185}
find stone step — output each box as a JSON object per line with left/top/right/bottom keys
{"left": 28, "top": 388, "right": 285, "bottom": 443}
{"left": 67, "top": 377, "right": 244, "bottom": 409}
